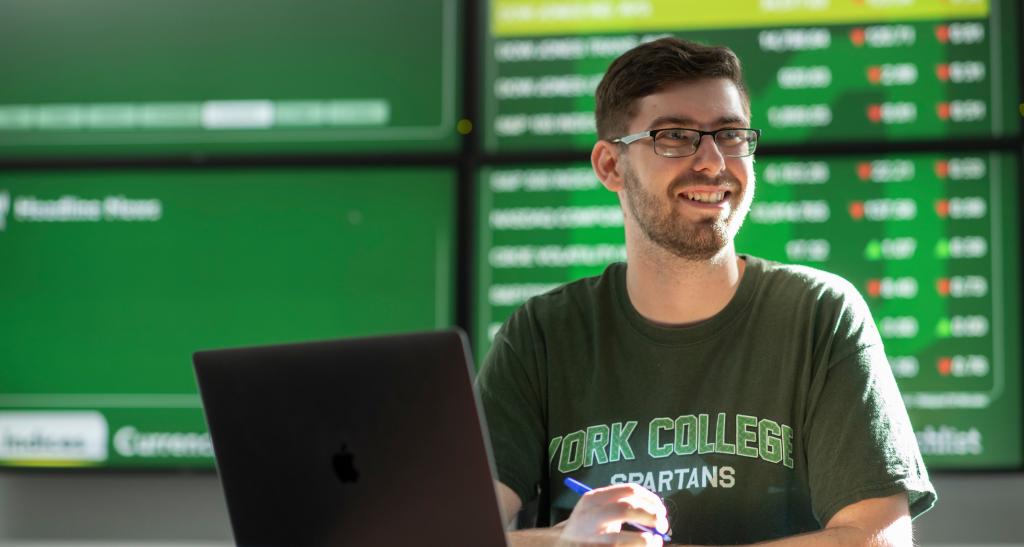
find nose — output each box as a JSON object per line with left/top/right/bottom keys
{"left": 691, "top": 133, "right": 726, "bottom": 175}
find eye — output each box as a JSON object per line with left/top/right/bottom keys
{"left": 717, "top": 129, "right": 745, "bottom": 144}
{"left": 659, "top": 129, "right": 697, "bottom": 144}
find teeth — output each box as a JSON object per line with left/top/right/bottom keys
{"left": 683, "top": 191, "right": 725, "bottom": 203}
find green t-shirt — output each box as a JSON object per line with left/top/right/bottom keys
{"left": 477, "top": 256, "right": 936, "bottom": 545}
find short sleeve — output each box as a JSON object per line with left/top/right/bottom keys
{"left": 476, "top": 321, "right": 548, "bottom": 506}
{"left": 805, "top": 343, "right": 937, "bottom": 526}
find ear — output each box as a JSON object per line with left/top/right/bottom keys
{"left": 591, "top": 140, "right": 626, "bottom": 192}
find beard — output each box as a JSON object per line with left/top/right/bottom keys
{"left": 621, "top": 162, "right": 752, "bottom": 261}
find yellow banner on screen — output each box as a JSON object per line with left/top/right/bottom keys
{"left": 491, "top": 0, "right": 991, "bottom": 37}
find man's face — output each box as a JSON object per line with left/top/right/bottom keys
{"left": 617, "top": 78, "right": 755, "bottom": 261}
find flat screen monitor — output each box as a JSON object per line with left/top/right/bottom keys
{"left": 475, "top": 153, "right": 1022, "bottom": 469}
{"left": 0, "top": 0, "right": 461, "bottom": 157}
{"left": 482, "top": 0, "right": 1020, "bottom": 151}
{"left": 0, "top": 166, "right": 456, "bottom": 468}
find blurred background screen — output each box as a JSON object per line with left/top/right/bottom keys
{"left": 0, "top": 0, "right": 461, "bottom": 156}
{"left": 483, "top": 0, "right": 1020, "bottom": 150}
{"left": 0, "top": 167, "right": 455, "bottom": 468}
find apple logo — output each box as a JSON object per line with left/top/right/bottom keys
{"left": 331, "top": 444, "right": 360, "bottom": 483}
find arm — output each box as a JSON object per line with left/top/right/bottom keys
{"left": 498, "top": 480, "right": 670, "bottom": 547}
{"left": 809, "top": 492, "right": 911, "bottom": 546}
{"left": 496, "top": 480, "right": 522, "bottom": 529}
{"left": 497, "top": 481, "right": 561, "bottom": 546}
{"left": 499, "top": 482, "right": 909, "bottom": 547}
{"left": 700, "top": 492, "right": 912, "bottom": 547}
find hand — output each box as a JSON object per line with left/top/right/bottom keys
{"left": 556, "top": 483, "right": 669, "bottom": 546}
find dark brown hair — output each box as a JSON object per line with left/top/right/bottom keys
{"left": 594, "top": 37, "right": 749, "bottom": 140}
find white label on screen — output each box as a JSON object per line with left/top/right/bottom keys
{"left": 0, "top": 411, "right": 108, "bottom": 462}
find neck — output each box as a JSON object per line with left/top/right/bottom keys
{"left": 624, "top": 227, "right": 746, "bottom": 326}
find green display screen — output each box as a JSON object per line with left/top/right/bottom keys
{"left": 475, "top": 153, "right": 1021, "bottom": 469}
{"left": 483, "top": 0, "right": 1020, "bottom": 151}
{"left": 0, "top": 167, "right": 456, "bottom": 468}
{"left": 0, "top": 0, "right": 461, "bottom": 157}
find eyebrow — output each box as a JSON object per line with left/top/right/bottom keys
{"left": 647, "top": 115, "right": 749, "bottom": 129}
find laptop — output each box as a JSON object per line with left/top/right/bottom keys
{"left": 193, "top": 329, "right": 509, "bottom": 547}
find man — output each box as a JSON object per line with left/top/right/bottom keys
{"left": 477, "top": 37, "right": 936, "bottom": 546}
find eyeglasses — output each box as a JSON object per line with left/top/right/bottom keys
{"left": 611, "top": 127, "right": 761, "bottom": 158}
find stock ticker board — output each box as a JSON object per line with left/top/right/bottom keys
{"left": 476, "top": 152, "right": 1022, "bottom": 469}
{"left": 0, "top": 0, "right": 461, "bottom": 157}
{"left": 483, "top": 0, "right": 1021, "bottom": 151}
{"left": 0, "top": 168, "right": 456, "bottom": 468}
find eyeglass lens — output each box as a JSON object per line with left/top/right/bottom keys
{"left": 653, "top": 129, "right": 758, "bottom": 158}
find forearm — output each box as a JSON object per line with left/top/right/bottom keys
{"left": 507, "top": 527, "right": 563, "bottom": 547}
{"left": 677, "top": 521, "right": 911, "bottom": 547}
{"left": 508, "top": 522, "right": 908, "bottom": 547}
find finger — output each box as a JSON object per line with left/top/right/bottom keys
{"left": 560, "top": 531, "right": 657, "bottom": 546}
{"left": 624, "top": 484, "right": 670, "bottom": 516}
{"left": 624, "top": 519, "right": 671, "bottom": 537}
{"left": 617, "top": 500, "right": 668, "bottom": 534}
{"left": 598, "top": 489, "right": 669, "bottom": 526}
{"left": 590, "top": 500, "right": 663, "bottom": 529}
{"left": 588, "top": 484, "right": 668, "bottom": 517}
{"left": 657, "top": 514, "right": 670, "bottom": 534}
{"left": 641, "top": 531, "right": 667, "bottom": 547}
{"left": 576, "top": 492, "right": 667, "bottom": 531}
{"left": 621, "top": 493, "right": 668, "bottom": 522}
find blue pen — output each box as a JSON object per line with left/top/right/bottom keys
{"left": 563, "top": 477, "right": 671, "bottom": 542}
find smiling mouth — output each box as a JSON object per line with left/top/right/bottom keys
{"left": 679, "top": 190, "right": 730, "bottom": 204}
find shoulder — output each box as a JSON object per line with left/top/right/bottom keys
{"left": 489, "top": 263, "right": 619, "bottom": 361}
{"left": 749, "top": 255, "right": 865, "bottom": 307}
{"left": 479, "top": 266, "right": 618, "bottom": 402}
{"left": 510, "top": 263, "right": 620, "bottom": 328}
{"left": 745, "top": 255, "right": 882, "bottom": 351}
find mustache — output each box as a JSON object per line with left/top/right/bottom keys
{"left": 668, "top": 174, "right": 740, "bottom": 194}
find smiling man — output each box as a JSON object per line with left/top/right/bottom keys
{"left": 477, "top": 38, "right": 936, "bottom": 546}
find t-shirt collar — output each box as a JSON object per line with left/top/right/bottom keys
{"left": 613, "top": 254, "right": 764, "bottom": 346}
